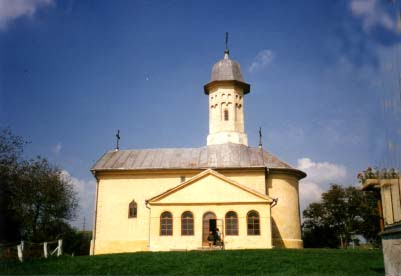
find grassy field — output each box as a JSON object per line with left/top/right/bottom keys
{"left": 0, "top": 248, "right": 384, "bottom": 275}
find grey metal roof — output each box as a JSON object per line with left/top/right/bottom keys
{"left": 204, "top": 53, "right": 250, "bottom": 94}
{"left": 91, "top": 143, "right": 300, "bottom": 173}
{"left": 210, "top": 54, "right": 245, "bottom": 82}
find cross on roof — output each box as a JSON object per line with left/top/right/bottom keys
{"left": 116, "top": 129, "right": 120, "bottom": 151}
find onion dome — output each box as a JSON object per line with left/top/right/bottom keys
{"left": 204, "top": 50, "right": 250, "bottom": 95}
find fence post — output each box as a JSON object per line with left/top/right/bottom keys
{"left": 43, "top": 242, "right": 48, "bottom": 258}
{"left": 17, "top": 244, "right": 23, "bottom": 262}
{"left": 57, "top": 239, "right": 62, "bottom": 257}
{"left": 21, "top": 240, "right": 24, "bottom": 251}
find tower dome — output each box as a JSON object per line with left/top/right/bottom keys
{"left": 211, "top": 53, "right": 244, "bottom": 82}
{"left": 204, "top": 52, "right": 250, "bottom": 94}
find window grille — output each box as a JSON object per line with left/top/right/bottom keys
{"left": 247, "top": 210, "right": 260, "bottom": 235}
{"left": 160, "top": 211, "right": 173, "bottom": 236}
{"left": 225, "top": 211, "right": 238, "bottom": 235}
{"left": 181, "top": 211, "right": 194, "bottom": 235}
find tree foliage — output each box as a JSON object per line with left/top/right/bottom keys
{"left": 0, "top": 128, "right": 78, "bottom": 243}
{"left": 0, "top": 128, "right": 26, "bottom": 242}
{"left": 302, "top": 184, "right": 380, "bottom": 248}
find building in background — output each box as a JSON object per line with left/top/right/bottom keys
{"left": 360, "top": 168, "right": 401, "bottom": 276}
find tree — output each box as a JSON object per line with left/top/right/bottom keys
{"left": 0, "top": 128, "right": 26, "bottom": 242}
{"left": 9, "top": 157, "right": 78, "bottom": 241}
{"left": 0, "top": 128, "right": 78, "bottom": 242}
{"left": 357, "top": 190, "right": 382, "bottom": 245}
{"left": 302, "top": 203, "right": 340, "bottom": 248}
{"left": 302, "top": 184, "right": 380, "bottom": 248}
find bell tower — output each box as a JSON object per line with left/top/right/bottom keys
{"left": 204, "top": 36, "right": 250, "bottom": 146}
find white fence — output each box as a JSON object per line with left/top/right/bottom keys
{"left": 1, "top": 239, "right": 62, "bottom": 262}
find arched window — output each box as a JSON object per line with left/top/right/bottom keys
{"left": 128, "top": 200, "right": 137, "bottom": 218}
{"left": 225, "top": 211, "right": 238, "bottom": 235}
{"left": 224, "top": 109, "right": 229, "bottom": 121}
{"left": 160, "top": 211, "right": 173, "bottom": 236}
{"left": 181, "top": 211, "right": 194, "bottom": 236}
{"left": 247, "top": 210, "right": 260, "bottom": 235}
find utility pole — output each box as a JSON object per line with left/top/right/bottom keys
{"left": 82, "top": 216, "right": 86, "bottom": 231}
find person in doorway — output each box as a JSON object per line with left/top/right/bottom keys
{"left": 207, "top": 231, "right": 214, "bottom": 248}
{"left": 214, "top": 228, "right": 221, "bottom": 246}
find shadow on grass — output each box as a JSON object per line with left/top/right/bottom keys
{"left": 370, "top": 267, "right": 385, "bottom": 274}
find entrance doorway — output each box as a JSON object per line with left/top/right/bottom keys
{"left": 202, "top": 212, "right": 216, "bottom": 246}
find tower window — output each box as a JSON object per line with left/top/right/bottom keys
{"left": 224, "top": 109, "right": 229, "bottom": 121}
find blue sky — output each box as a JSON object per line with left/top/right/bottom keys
{"left": 1, "top": 0, "right": 401, "bottom": 229}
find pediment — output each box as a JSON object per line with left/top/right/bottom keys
{"left": 148, "top": 169, "right": 272, "bottom": 205}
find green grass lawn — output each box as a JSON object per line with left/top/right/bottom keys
{"left": 0, "top": 248, "right": 384, "bottom": 275}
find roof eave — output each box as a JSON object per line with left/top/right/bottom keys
{"left": 91, "top": 166, "right": 267, "bottom": 174}
{"left": 91, "top": 166, "right": 306, "bottom": 180}
{"left": 267, "top": 168, "right": 307, "bottom": 180}
{"left": 204, "top": 80, "right": 250, "bottom": 95}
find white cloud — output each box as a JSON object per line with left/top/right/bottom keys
{"left": 52, "top": 142, "right": 62, "bottom": 154}
{"left": 249, "top": 49, "right": 274, "bottom": 73}
{"left": 298, "top": 157, "right": 347, "bottom": 183}
{"left": 350, "top": 0, "right": 396, "bottom": 33}
{"left": 297, "top": 158, "right": 347, "bottom": 212}
{"left": 61, "top": 170, "right": 96, "bottom": 230}
{"left": 0, "top": 0, "right": 53, "bottom": 30}
{"left": 299, "top": 181, "right": 324, "bottom": 209}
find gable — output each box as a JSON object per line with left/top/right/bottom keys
{"left": 148, "top": 169, "right": 272, "bottom": 205}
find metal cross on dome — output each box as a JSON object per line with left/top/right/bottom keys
{"left": 225, "top": 32, "right": 229, "bottom": 53}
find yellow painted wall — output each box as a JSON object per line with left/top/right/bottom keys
{"left": 93, "top": 168, "right": 300, "bottom": 254}
{"left": 149, "top": 204, "right": 271, "bottom": 251}
{"left": 266, "top": 172, "right": 303, "bottom": 248}
{"left": 380, "top": 178, "right": 401, "bottom": 225}
{"left": 94, "top": 172, "right": 195, "bottom": 254}
{"left": 154, "top": 173, "right": 268, "bottom": 204}
{"left": 221, "top": 170, "right": 266, "bottom": 195}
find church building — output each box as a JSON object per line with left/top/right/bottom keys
{"left": 90, "top": 45, "right": 306, "bottom": 254}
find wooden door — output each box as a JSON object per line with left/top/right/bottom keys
{"left": 202, "top": 212, "right": 216, "bottom": 246}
